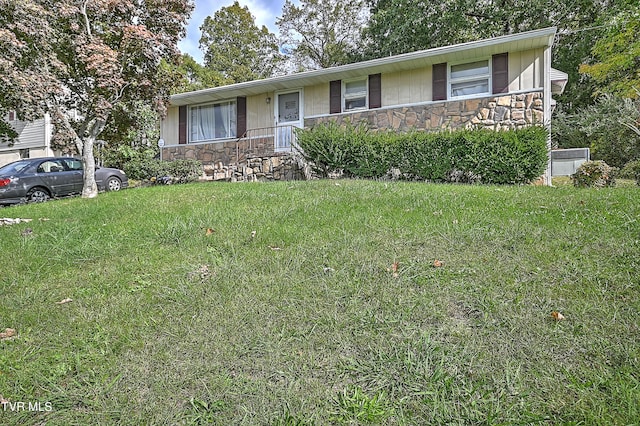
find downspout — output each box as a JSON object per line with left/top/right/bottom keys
{"left": 543, "top": 41, "right": 553, "bottom": 186}
{"left": 44, "top": 112, "right": 53, "bottom": 156}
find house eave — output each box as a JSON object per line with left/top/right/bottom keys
{"left": 170, "top": 27, "right": 558, "bottom": 106}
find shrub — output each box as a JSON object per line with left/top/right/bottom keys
{"left": 103, "top": 144, "right": 202, "bottom": 183}
{"left": 619, "top": 159, "right": 640, "bottom": 185}
{"left": 296, "top": 123, "right": 548, "bottom": 184}
{"left": 161, "top": 159, "right": 203, "bottom": 183}
{"left": 572, "top": 160, "right": 617, "bottom": 188}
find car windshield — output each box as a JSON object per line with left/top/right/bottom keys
{"left": 0, "top": 160, "right": 32, "bottom": 175}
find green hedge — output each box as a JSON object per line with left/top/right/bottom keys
{"left": 295, "top": 122, "right": 548, "bottom": 184}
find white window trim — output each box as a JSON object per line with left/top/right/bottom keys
{"left": 343, "top": 78, "right": 368, "bottom": 112}
{"left": 188, "top": 100, "right": 237, "bottom": 143}
{"left": 448, "top": 58, "right": 492, "bottom": 100}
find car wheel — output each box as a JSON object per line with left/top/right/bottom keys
{"left": 26, "top": 187, "right": 50, "bottom": 203}
{"left": 106, "top": 176, "right": 122, "bottom": 191}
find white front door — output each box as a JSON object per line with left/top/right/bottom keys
{"left": 275, "top": 90, "right": 302, "bottom": 151}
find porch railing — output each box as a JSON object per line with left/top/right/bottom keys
{"left": 240, "top": 125, "right": 297, "bottom": 156}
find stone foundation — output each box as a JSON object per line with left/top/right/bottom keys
{"left": 305, "top": 92, "right": 545, "bottom": 131}
{"left": 201, "top": 152, "right": 308, "bottom": 182}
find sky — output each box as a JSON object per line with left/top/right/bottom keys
{"left": 178, "top": 0, "right": 289, "bottom": 64}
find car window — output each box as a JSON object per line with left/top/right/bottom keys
{"left": 37, "top": 160, "right": 66, "bottom": 173}
{"left": 63, "top": 159, "right": 83, "bottom": 171}
{"left": 0, "top": 161, "right": 31, "bottom": 174}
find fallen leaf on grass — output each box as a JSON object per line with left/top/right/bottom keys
{"left": 323, "top": 267, "right": 335, "bottom": 273}
{"left": 0, "top": 328, "right": 16, "bottom": 340}
{"left": 433, "top": 259, "right": 444, "bottom": 268}
{"left": 0, "top": 394, "right": 8, "bottom": 404}
{"left": 205, "top": 228, "right": 215, "bottom": 236}
{"left": 268, "top": 245, "right": 282, "bottom": 251}
{"left": 21, "top": 228, "right": 33, "bottom": 237}
{"left": 551, "top": 311, "right": 565, "bottom": 321}
{"left": 55, "top": 298, "right": 73, "bottom": 305}
{"left": 386, "top": 261, "right": 400, "bottom": 278}
{"left": 251, "top": 230, "right": 257, "bottom": 238}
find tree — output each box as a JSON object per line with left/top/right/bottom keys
{"left": 160, "top": 54, "right": 228, "bottom": 94}
{"left": 552, "top": 94, "right": 640, "bottom": 167}
{"left": 276, "top": 0, "right": 367, "bottom": 70}
{"left": 0, "top": 0, "right": 191, "bottom": 198}
{"left": 579, "top": 11, "right": 640, "bottom": 99}
{"left": 199, "top": 1, "right": 283, "bottom": 83}
{"left": 360, "top": 0, "right": 635, "bottom": 112}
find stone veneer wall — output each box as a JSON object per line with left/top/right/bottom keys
{"left": 163, "top": 138, "right": 306, "bottom": 182}
{"left": 162, "top": 91, "right": 545, "bottom": 182}
{"left": 304, "top": 92, "right": 545, "bottom": 131}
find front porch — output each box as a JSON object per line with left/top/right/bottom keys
{"left": 162, "top": 125, "right": 307, "bottom": 181}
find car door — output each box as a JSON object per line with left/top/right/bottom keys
{"left": 61, "top": 158, "right": 85, "bottom": 193}
{"left": 35, "top": 159, "right": 79, "bottom": 196}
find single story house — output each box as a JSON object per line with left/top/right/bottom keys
{"left": 160, "top": 27, "right": 567, "bottom": 183}
{"left": 1, "top": 112, "right": 55, "bottom": 167}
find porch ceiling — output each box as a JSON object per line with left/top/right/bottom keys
{"left": 170, "top": 27, "right": 557, "bottom": 106}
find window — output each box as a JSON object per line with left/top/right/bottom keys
{"left": 37, "top": 159, "right": 66, "bottom": 173}
{"left": 189, "top": 101, "right": 237, "bottom": 142}
{"left": 343, "top": 79, "right": 367, "bottom": 111}
{"left": 449, "top": 60, "right": 490, "bottom": 98}
{"left": 63, "top": 158, "right": 83, "bottom": 171}
{"left": 8, "top": 111, "right": 16, "bottom": 121}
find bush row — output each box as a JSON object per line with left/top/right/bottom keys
{"left": 103, "top": 145, "right": 202, "bottom": 183}
{"left": 295, "top": 122, "right": 549, "bottom": 184}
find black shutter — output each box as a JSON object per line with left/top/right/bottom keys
{"left": 432, "top": 63, "right": 447, "bottom": 101}
{"left": 330, "top": 80, "right": 342, "bottom": 114}
{"left": 236, "top": 96, "right": 247, "bottom": 137}
{"left": 492, "top": 53, "right": 509, "bottom": 94}
{"left": 178, "top": 106, "right": 187, "bottom": 144}
{"left": 369, "top": 73, "right": 381, "bottom": 109}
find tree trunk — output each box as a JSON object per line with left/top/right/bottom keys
{"left": 81, "top": 119, "right": 105, "bottom": 198}
{"left": 81, "top": 136, "right": 99, "bottom": 198}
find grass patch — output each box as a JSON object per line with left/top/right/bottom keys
{"left": 1, "top": 180, "right": 639, "bottom": 424}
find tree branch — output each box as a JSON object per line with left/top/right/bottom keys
{"left": 81, "top": 0, "right": 92, "bottom": 39}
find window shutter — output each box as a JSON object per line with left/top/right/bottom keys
{"left": 178, "top": 106, "right": 187, "bottom": 144}
{"left": 492, "top": 53, "right": 509, "bottom": 94}
{"left": 432, "top": 63, "right": 447, "bottom": 101}
{"left": 330, "top": 80, "right": 342, "bottom": 114}
{"left": 368, "top": 73, "right": 381, "bottom": 109}
{"left": 236, "top": 96, "right": 247, "bottom": 137}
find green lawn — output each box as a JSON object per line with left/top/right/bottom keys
{"left": 1, "top": 180, "right": 638, "bottom": 425}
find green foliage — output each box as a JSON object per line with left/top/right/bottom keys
{"left": 199, "top": 1, "right": 283, "bottom": 82}
{"left": 103, "top": 144, "right": 158, "bottom": 180}
{"left": 159, "top": 159, "right": 203, "bottom": 184}
{"left": 159, "top": 54, "right": 228, "bottom": 95}
{"left": 103, "top": 145, "right": 201, "bottom": 183}
{"left": 553, "top": 94, "right": 640, "bottom": 168}
{"left": 620, "top": 160, "right": 640, "bottom": 185}
{"left": 296, "top": 123, "right": 548, "bottom": 184}
{"left": 277, "top": 0, "right": 366, "bottom": 70}
{"left": 579, "top": 11, "right": 640, "bottom": 99}
{"left": 572, "top": 160, "right": 617, "bottom": 188}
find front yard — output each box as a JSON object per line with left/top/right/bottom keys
{"left": 1, "top": 180, "right": 638, "bottom": 424}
